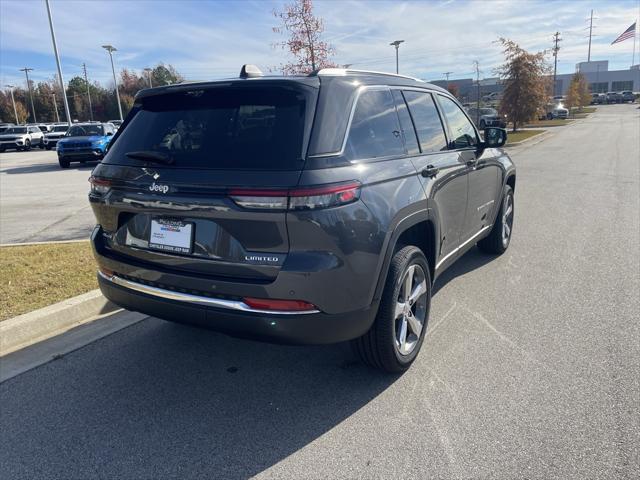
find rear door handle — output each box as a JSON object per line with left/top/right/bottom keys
{"left": 421, "top": 165, "right": 440, "bottom": 178}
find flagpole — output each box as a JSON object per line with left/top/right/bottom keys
{"left": 633, "top": 21, "right": 637, "bottom": 67}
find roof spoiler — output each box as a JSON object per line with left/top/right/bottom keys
{"left": 240, "top": 64, "right": 264, "bottom": 79}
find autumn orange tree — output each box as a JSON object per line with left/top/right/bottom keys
{"left": 496, "top": 38, "right": 549, "bottom": 131}
{"left": 565, "top": 72, "right": 591, "bottom": 115}
{"left": 273, "top": 0, "right": 337, "bottom": 74}
{"left": 446, "top": 83, "right": 460, "bottom": 99}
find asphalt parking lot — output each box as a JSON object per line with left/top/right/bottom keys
{"left": 1, "top": 104, "right": 639, "bottom": 479}
{"left": 0, "top": 149, "right": 97, "bottom": 244}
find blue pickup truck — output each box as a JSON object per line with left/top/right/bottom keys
{"left": 57, "top": 122, "right": 116, "bottom": 168}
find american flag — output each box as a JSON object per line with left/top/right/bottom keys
{"left": 611, "top": 22, "right": 636, "bottom": 44}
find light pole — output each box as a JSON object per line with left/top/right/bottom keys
{"left": 102, "top": 45, "right": 123, "bottom": 121}
{"left": 82, "top": 63, "right": 93, "bottom": 121}
{"left": 20, "top": 67, "right": 36, "bottom": 122}
{"left": 45, "top": 0, "right": 72, "bottom": 126}
{"left": 552, "top": 32, "right": 561, "bottom": 97}
{"left": 389, "top": 40, "right": 404, "bottom": 74}
{"left": 143, "top": 68, "right": 153, "bottom": 88}
{"left": 5, "top": 85, "right": 19, "bottom": 124}
{"left": 52, "top": 93, "right": 60, "bottom": 123}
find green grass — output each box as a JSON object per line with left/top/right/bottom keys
{"left": 506, "top": 129, "right": 545, "bottom": 144}
{"left": 0, "top": 241, "right": 97, "bottom": 321}
{"left": 525, "top": 119, "right": 573, "bottom": 128}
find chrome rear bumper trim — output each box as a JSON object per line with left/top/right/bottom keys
{"left": 98, "top": 271, "right": 320, "bottom": 315}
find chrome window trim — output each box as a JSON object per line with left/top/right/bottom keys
{"left": 309, "top": 85, "right": 449, "bottom": 159}
{"left": 435, "top": 224, "right": 492, "bottom": 270}
{"left": 98, "top": 271, "right": 320, "bottom": 315}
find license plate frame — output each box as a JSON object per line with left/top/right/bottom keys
{"left": 148, "top": 218, "right": 194, "bottom": 254}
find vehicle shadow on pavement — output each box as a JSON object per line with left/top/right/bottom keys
{"left": 432, "top": 247, "right": 496, "bottom": 296}
{"left": 0, "top": 319, "right": 398, "bottom": 479}
{"left": 1, "top": 163, "right": 96, "bottom": 174}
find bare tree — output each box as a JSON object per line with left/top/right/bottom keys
{"left": 273, "top": 0, "right": 337, "bottom": 75}
{"left": 496, "top": 38, "right": 550, "bottom": 132}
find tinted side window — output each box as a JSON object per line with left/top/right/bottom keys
{"left": 345, "top": 89, "right": 404, "bottom": 160}
{"left": 403, "top": 91, "right": 447, "bottom": 153}
{"left": 391, "top": 90, "right": 419, "bottom": 155}
{"left": 438, "top": 95, "right": 478, "bottom": 149}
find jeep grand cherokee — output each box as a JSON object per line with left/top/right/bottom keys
{"left": 89, "top": 66, "right": 515, "bottom": 372}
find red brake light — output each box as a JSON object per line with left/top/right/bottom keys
{"left": 229, "top": 181, "right": 361, "bottom": 211}
{"left": 89, "top": 176, "right": 112, "bottom": 195}
{"left": 243, "top": 297, "right": 318, "bottom": 312}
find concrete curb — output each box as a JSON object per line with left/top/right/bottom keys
{"left": 504, "top": 129, "right": 551, "bottom": 148}
{"left": 0, "top": 238, "right": 89, "bottom": 248}
{"left": 0, "top": 289, "right": 119, "bottom": 356}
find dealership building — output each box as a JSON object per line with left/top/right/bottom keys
{"left": 432, "top": 61, "right": 640, "bottom": 101}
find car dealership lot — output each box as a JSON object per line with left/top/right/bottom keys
{"left": 0, "top": 149, "right": 96, "bottom": 244}
{"left": 1, "top": 104, "right": 639, "bottom": 479}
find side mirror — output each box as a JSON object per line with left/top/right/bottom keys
{"left": 483, "top": 127, "right": 507, "bottom": 148}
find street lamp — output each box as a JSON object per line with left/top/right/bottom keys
{"left": 389, "top": 40, "right": 404, "bottom": 74}
{"left": 102, "top": 45, "right": 123, "bottom": 121}
{"left": 5, "top": 85, "right": 19, "bottom": 124}
{"left": 143, "top": 67, "right": 153, "bottom": 88}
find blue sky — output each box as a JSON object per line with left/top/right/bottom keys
{"left": 1, "top": 0, "right": 638, "bottom": 89}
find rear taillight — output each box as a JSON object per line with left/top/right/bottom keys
{"left": 229, "top": 181, "right": 361, "bottom": 211}
{"left": 89, "top": 176, "right": 111, "bottom": 195}
{"left": 228, "top": 189, "right": 288, "bottom": 210}
{"left": 243, "top": 297, "right": 318, "bottom": 312}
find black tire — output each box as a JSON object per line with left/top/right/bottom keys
{"left": 23, "top": 139, "right": 31, "bottom": 151}
{"left": 546, "top": 112, "right": 553, "bottom": 120}
{"left": 58, "top": 158, "right": 70, "bottom": 169}
{"left": 478, "top": 184, "right": 514, "bottom": 254}
{"left": 352, "top": 245, "right": 431, "bottom": 373}
{"left": 45, "top": 145, "right": 52, "bottom": 150}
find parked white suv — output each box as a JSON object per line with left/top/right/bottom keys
{"left": 43, "top": 124, "right": 69, "bottom": 150}
{"left": 0, "top": 126, "right": 44, "bottom": 152}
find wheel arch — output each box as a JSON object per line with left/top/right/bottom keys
{"left": 372, "top": 210, "right": 438, "bottom": 302}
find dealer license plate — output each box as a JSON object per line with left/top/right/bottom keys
{"left": 148, "top": 219, "right": 193, "bottom": 254}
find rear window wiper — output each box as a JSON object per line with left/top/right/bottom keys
{"left": 125, "top": 151, "right": 174, "bottom": 165}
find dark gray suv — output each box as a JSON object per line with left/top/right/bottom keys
{"left": 89, "top": 66, "right": 515, "bottom": 372}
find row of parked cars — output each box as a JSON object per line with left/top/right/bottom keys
{"left": 0, "top": 120, "right": 123, "bottom": 168}
{"left": 591, "top": 91, "right": 636, "bottom": 104}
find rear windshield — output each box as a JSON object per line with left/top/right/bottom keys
{"left": 105, "top": 85, "right": 314, "bottom": 170}
{"left": 52, "top": 126, "right": 68, "bottom": 132}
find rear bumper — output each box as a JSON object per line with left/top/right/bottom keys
{"left": 91, "top": 226, "right": 378, "bottom": 344}
{"left": 98, "top": 270, "right": 376, "bottom": 345}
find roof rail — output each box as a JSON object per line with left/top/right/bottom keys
{"left": 313, "top": 68, "right": 425, "bottom": 83}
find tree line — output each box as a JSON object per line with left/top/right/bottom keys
{"left": 1, "top": 0, "right": 593, "bottom": 133}
{"left": 0, "top": 63, "right": 182, "bottom": 124}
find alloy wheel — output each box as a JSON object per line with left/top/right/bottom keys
{"left": 394, "top": 264, "right": 428, "bottom": 356}
{"left": 501, "top": 193, "right": 514, "bottom": 247}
